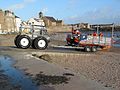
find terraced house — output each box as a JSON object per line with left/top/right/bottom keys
{"left": 0, "top": 9, "right": 21, "bottom": 34}
{"left": 0, "top": 9, "right": 6, "bottom": 33}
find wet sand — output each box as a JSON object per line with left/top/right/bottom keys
{"left": 0, "top": 49, "right": 113, "bottom": 90}
{"left": 0, "top": 69, "right": 20, "bottom": 90}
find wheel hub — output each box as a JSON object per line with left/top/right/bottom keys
{"left": 20, "top": 38, "right": 29, "bottom": 46}
{"left": 38, "top": 40, "right": 46, "bottom": 48}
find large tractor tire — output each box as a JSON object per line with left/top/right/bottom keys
{"left": 14, "top": 35, "right": 21, "bottom": 48}
{"left": 16, "top": 35, "right": 31, "bottom": 49}
{"left": 33, "top": 37, "right": 48, "bottom": 50}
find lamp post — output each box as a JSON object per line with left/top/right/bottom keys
{"left": 112, "top": 23, "right": 114, "bottom": 39}
{"left": 96, "top": 25, "right": 99, "bottom": 34}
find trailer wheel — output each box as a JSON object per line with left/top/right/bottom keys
{"left": 84, "top": 46, "right": 91, "bottom": 52}
{"left": 16, "top": 35, "right": 31, "bottom": 49}
{"left": 34, "top": 37, "right": 48, "bottom": 50}
{"left": 14, "top": 35, "right": 20, "bottom": 48}
{"left": 91, "top": 46, "right": 97, "bottom": 52}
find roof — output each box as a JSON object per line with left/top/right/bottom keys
{"left": 15, "top": 15, "right": 20, "bottom": 18}
{"left": 57, "top": 20, "right": 63, "bottom": 23}
{"left": 44, "top": 16, "right": 56, "bottom": 22}
{"left": 34, "top": 18, "right": 40, "bottom": 22}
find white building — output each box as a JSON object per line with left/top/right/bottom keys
{"left": 27, "top": 18, "right": 45, "bottom": 26}
{"left": 15, "top": 16, "right": 22, "bottom": 32}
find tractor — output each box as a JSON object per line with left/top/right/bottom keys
{"left": 14, "top": 25, "right": 50, "bottom": 50}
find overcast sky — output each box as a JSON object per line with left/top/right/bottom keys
{"left": 0, "top": 0, "right": 120, "bottom": 24}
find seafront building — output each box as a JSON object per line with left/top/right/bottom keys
{"left": 0, "top": 9, "right": 64, "bottom": 34}
{"left": 0, "top": 9, "right": 22, "bottom": 34}
{"left": 39, "top": 12, "right": 64, "bottom": 27}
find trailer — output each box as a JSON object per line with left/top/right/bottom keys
{"left": 53, "top": 24, "right": 114, "bottom": 52}
{"left": 52, "top": 35, "right": 112, "bottom": 52}
{"left": 74, "top": 35, "right": 112, "bottom": 52}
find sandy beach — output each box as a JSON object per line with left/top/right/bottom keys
{"left": 0, "top": 34, "right": 120, "bottom": 90}
{"left": 35, "top": 50, "right": 120, "bottom": 90}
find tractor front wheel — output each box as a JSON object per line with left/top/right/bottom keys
{"left": 33, "top": 37, "right": 48, "bottom": 50}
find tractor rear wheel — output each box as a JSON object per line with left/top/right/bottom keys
{"left": 14, "top": 35, "right": 20, "bottom": 48}
{"left": 16, "top": 35, "right": 31, "bottom": 49}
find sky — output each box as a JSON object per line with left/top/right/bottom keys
{"left": 0, "top": 0, "right": 120, "bottom": 24}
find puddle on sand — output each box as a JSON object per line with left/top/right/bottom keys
{"left": 0, "top": 55, "right": 38, "bottom": 90}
